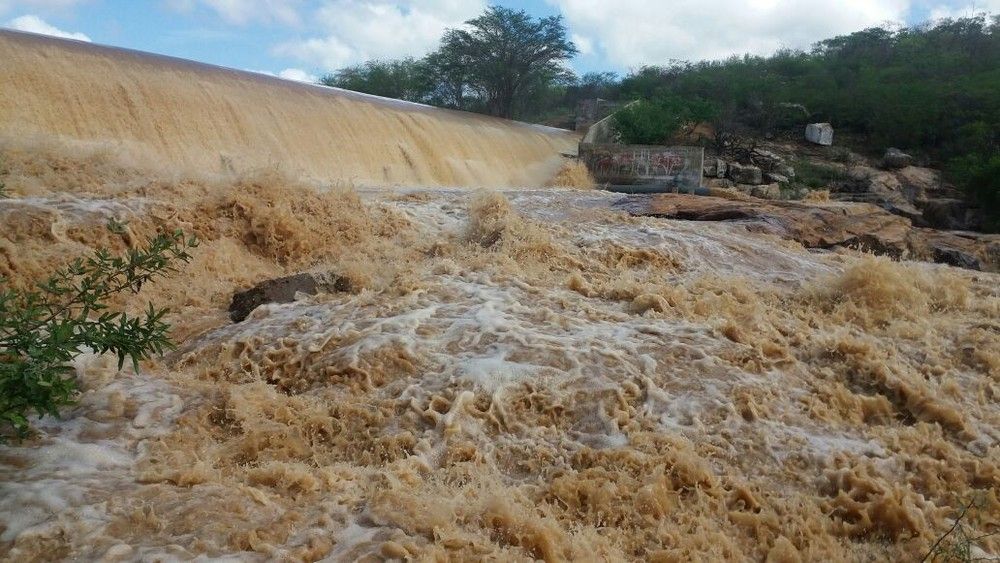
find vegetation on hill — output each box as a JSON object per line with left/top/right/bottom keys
{"left": 321, "top": 11, "right": 998, "bottom": 229}
{"left": 613, "top": 16, "right": 999, "bottom": 227}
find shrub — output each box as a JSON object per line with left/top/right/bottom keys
{"left": 948, "top": 151, "right": 1000, "bottom": 232}
{"left": 793, "top": 159, "right": 848, "bottom": 189}
{"left": 612, "top": 95, "right": 718, "bottom": 145}
{"left": 0, "top": 220, "right": 197, "bottom": 440}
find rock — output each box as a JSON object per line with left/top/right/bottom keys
{"left": 705, "top": 178, "right": 735, "bottom": 190}
{"left": 765, "top": 172, "right": 790, "bottom": 185}
{"left": 885, "top": 201, "right": 925, "bottom": 224}
{"left": 754, "top": 150, "right": 786, "bottom": 171}
{"left": 728, "top": 162, "right": 763, "bottom": 185}
{"left": 703, "top": 158, "right": 728, "bottom": 178}
{"left": 229, "top": 272, "right": 350, "bottom": 322}
{"left": 895, "top": 166, "right": 939, "bottom": 201}
{"left": 931, "top": 244, "right": 982, "bottom": 270}
{"left": 882, "top": 148, "right": 914, "bottom": 169}
{"left": 845, "top": 166, "right": 904, "bottom": 198}
{"left": 617, "top": 195, "right": 911, "bottom": 257}
{"left": 916, "top": 230, "right": 1000, "bottom": 272}
{"left": 615, "top": 194, "right": 1000, "bottom": 271}
{"left": 921, "top": 198, "right": 979, "bottom": 231}
{"left": 805, "top": 123, "right": 834, "bottom": 146}
{"left": 775, "top": 164, "right": 796, "bottom": 179}
{"left": 751, "top": 184, "right": 781, "bottom": 199}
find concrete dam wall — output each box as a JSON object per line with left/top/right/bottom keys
{"left": 0, "top": 30, "right": 579, "bottom": 187}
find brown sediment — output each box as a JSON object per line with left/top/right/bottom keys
{"left": 546, "top": 160, "right": 597, "bottom": 189}
{"left": 0, "top": 30, "right": 578, "bottom": 189}
{"left": 0, "top": 141, "right": 998, "bottom": 562}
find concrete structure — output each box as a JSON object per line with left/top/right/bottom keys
{"left": 575, "top": 98, "right": 619, "bottom": 132}
{"left": 0, "top": 29, "right": 578, "bottom": 188}
{"left": 580, "top": 143, "right": 704, "bottom": 191}
{"left": 805, "top": 123, "right": 834, "bottom": 146}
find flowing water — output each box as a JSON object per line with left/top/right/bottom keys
{"left": 0, "top": 31, "right": 577, "bottom": 189}
{"left": 0, "top": 32, "right": 998, "bottom": 563}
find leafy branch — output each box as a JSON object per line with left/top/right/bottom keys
{"left": 0, "top": 221, "right": 198, "bottom": 440}
{"left": 923, "top": 496, "right": 998, "bottom": 562}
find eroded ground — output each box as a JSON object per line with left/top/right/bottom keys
{"left": 0, "top": 141, "right": 998, "bottom": 561}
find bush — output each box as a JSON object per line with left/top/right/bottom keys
{"left": 0, "top": 221, "right": 197, "bottom": 440}
{"left": 793, "top": 159, "right": 848, "bottom": 189}
{"left": 612, "top": 95, "right": 718, "bottom": 145}
{"left": 948, "top": 152, "right": 1000, "bottom": 232}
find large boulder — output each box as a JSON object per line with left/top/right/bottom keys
{"left": 229, "top": 272, "right": 351, "bottom": 322}
{"left": 805, "top": 123, "right": 834, "bottom": 146}
{"left": 895, "top": 166, "right": 940, "bottom": 201}
{"left": 728, "top": 162, "right": 763, "bottom": 185}
{"left": 754, "top": 149, "right": 787, "bottom": 172}
{"left": 844, "top": 166, "right": 904, "bottom": 201}
{"left": 882, "top": 148, "right": 914, "bottom": 169}
{"left": 752, "top": 184, "right": 782, "bottom": 200}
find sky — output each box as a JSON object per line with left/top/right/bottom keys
{"left": 1, "top": 0, "right": 996, "bottom": 82}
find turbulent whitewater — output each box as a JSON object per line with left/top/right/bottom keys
{"left": 0, "top": 31, "right": 998, "bottom": 563}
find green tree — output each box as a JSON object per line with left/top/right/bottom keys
{"left": 612, "top": 95, "right": 718, "bottom": 145}
{"left": 0, "top": 222, "right": 197, "bottom": 440}
{"left": 439, "top": 6, "right": 577, "bottom": 119}
{"left": 320, "top": 58, "right": 433, "bottom": 103}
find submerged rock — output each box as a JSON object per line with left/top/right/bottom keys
{"left": 229, "top": 272, "right": 351, "bottom": 322}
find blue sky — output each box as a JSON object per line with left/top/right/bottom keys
{"left": 1, "top": 0, "right": 995, "bottom": 81}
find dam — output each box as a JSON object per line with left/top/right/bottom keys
{"left": 0, "top": 30, "right": 578, "bottom": 188}
{"left": 1, "top": 26, "right": 998, "bottom": 563}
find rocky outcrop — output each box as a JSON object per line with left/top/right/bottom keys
{"left": 751, "top": 184, "right": 782, "bottom": 200}
{"left": 615, "top": 193, "right": 999, "bottom": 271}
{"left": 882, "top": 148, "right": 914, "bottom": 169}
{"left": 765, "top": 172, "right": 790, "bottom": 185}
{"left": 703, "top": 158, "right": 728, "bottom": 178}
{"left": 896, "top": 166, "right": 940, "bottom": 202}
{"left": 728, "top": 162, "right": 763, "bottom": 185}
{"left": 229, "top": 272, "right": 352, "bottom": 322}
{"left": 920, "top": 198, "right": 982, "bottom": 231}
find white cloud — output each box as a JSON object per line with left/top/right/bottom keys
{"left": 275, "top": 0, "right": 485, "bottom": 70}
{"left": 278, "top": 67, "right": 318, "bottom": 82}
{"left": 571, "top": 33, "right": 593, "bottom": 56}
{"left": 167, "top": 0, "right": 302, "bottom": 25}
{"left": 549, "top": 0, "right": 912, "bottom": 67}
{"left": 245, "top": 67, "right": 318, "bottom": 83}
{"left": 928, "top": 0, "right": 1000, "bottom": 19}
{"left": 4, "top": 13, "right": 89, "bottom": 40}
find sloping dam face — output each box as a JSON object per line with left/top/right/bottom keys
{"left": 0, "top": 30, "right": 579, "bottom": 187}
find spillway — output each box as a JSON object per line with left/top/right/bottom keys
{"left": 0, "top": 30, "right": 579, "bottom": 187}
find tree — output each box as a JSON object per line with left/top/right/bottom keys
{"left": 439, "top": 6, "right": 577, "bottom": 119}
{"left": 320, "top": 58, "right": 432, "bottom": 103}
{"left": 423, "top": 47, "right": 474, "bottom": 110}
{"left": 0, "top": 222, "right": 197, "bottom": 440}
